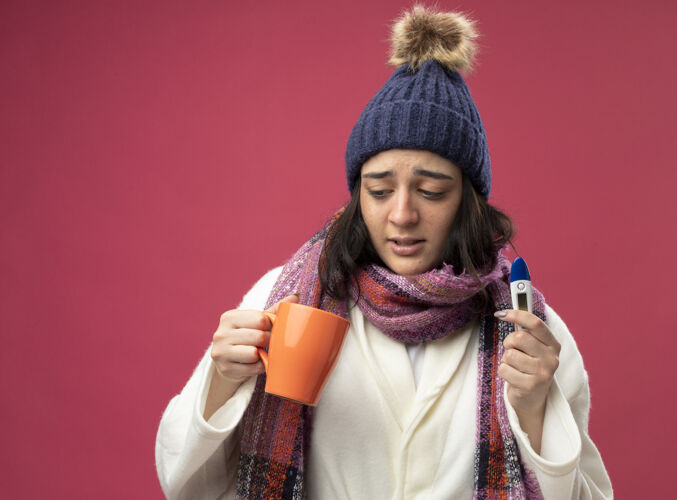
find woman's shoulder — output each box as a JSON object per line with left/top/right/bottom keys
{"left": 238, "top": 266, "right": 284, "bottom": 310}
{"left": 543, "top": 303, "right": 589, "bottom": 397}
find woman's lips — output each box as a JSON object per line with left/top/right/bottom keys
{"left": 388, "top": 238, "right": 425, "bottom": 256}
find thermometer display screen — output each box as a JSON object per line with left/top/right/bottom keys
{"left": 517, "top": 292, "right": 528, "bottom": 311}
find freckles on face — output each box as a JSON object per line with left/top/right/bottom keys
{"left": 359, "top": 149, "right": 463, "bottom": 276}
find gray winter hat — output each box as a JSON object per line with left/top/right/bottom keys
{"left": 345, "top": 6, "right": 491, "bottom": 199}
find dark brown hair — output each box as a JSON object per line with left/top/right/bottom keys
{"left": 319, "top": 175, "right": 514, "bottom": 303}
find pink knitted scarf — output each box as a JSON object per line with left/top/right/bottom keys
{"left": 235, "top": 218, "right": 545, "bottom": 499}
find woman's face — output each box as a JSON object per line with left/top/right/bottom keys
{"left": 360, "top": 149, "right": 463, "bottom": 276}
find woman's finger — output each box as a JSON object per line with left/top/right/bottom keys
{"left": 266, "top": 293, "right": 300, "bottom": 314}
{"left": 215, "top": 328, "right": 270, "bottom": 348}
{"left": 222, "top": 344, "right": 262, "bottom": 364}
{"left": 503, "top": 329, "right": 546, "bottom": 358}
{"left": 498, "top": 361, "right": 533, "bottom": 390}
{"left": 501, "top": 347, "right": 538, "bottom": 375}
{"left": 220, "top": 309, "right": 271, "bottom": 331}
{"left": 495, "top": 309, "right": 560, "bottom": 351}
{"left": 215, "top": 359, "right": 265, "bottom": 380}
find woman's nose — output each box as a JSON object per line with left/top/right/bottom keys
{"left": 388, "top": 190, "right": 419, "bottom": 227}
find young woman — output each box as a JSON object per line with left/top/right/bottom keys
{"left": 156, "top": 7, "right": 612, "bottom": 499}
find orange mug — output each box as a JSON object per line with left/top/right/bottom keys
{"left": 257, "top": 302, "right": 350, "bottom": 406}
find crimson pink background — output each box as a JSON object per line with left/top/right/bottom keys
{"left": 1, "top": 1, "right": 675, "bottom": 498}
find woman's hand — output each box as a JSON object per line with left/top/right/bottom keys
{"left": 203, "top": 294, "right": 299, "bottom": 420}
{"left": 495, "top": 309, "right": 561, "bottom": 454}
{"left": 211, "top": 293, "right": 299, "bottom": 382}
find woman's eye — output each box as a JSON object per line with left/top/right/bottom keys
{"left": 368, "top": 190, "right": 389, "bottom": 199}
{"left": 419, "top": 189, "right": 445, "bottom": 199}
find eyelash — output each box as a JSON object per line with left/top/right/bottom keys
{"left": 419, "top": 190, "right": 445, "bottom": 200}
{"left": 367, "top": 190, "right": 445, "bottom": 200}
{"left": 367, "top": 190, "right": 388, "bottom": 199}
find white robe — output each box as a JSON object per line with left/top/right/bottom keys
{"left": 156, "top": 267, "right": 613, "bottom": 499}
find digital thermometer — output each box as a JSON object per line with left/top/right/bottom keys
{"left": 510, "top": 257, "right": 533, "bottom": 330}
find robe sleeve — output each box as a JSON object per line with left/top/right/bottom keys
{"left": 505, "top": 304, "right": 614, "bottom": 499}
{"left": 155, "top": 267, "right": 282, "bottom": 499}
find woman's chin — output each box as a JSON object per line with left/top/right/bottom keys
{"left": 382, "top": 256, "right": 435, "bottom": 276}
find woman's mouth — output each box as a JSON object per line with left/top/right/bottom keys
{"left": 388, "top": 238, "right": 425, "bottom": 256}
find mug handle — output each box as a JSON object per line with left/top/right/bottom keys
{"left": 257, "top": 311, "right": 276, "bottom": 373}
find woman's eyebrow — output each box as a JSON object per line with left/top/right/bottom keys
{"left": 362, "top": 168, "right": 454, "bottom": 180}
{"left": 362, "top": 171, "right": 393, "bottom": 179}
{"left": 413, "top": 168, "right": 454, "bottom": 180}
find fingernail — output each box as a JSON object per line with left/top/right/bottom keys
{"left": 494, "top": 311, "right": 508, "bottom": 318}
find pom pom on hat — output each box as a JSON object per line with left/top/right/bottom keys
{"left": 388, "top": 5, "right": 479, "bottom": 72}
